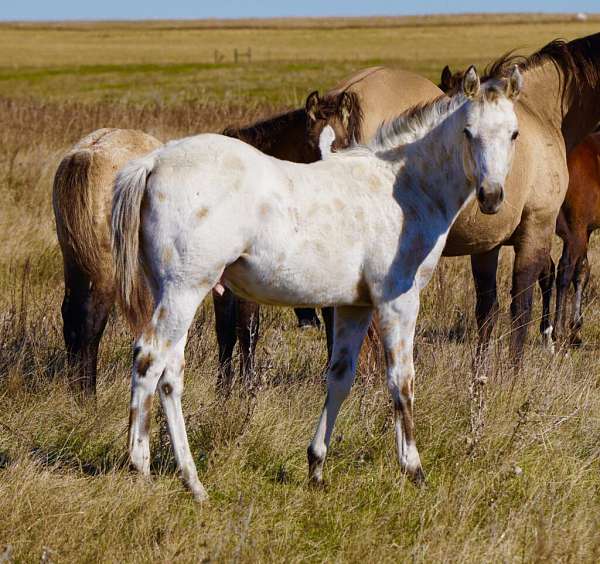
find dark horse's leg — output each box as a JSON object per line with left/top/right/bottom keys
{"left": 213, "top": 287, "right": 238, "bottom": 392}
{"left": 570, "top": 251, "right": 591, "bottom": 346}
{"left": 554, "top": 225, "right": 588, "bottom": 346}
{"left": 62, "top": 260, "right": 112, "bottom": 396}
{"left": 538, "top": 254, "right": 556, "bottom": 352}
{"left": 470, "top": 247, "right": 501, "bottom": 357}
{"left": 294, "top": 308, "right": 321, "bottom": 328}
{"left": 236, "top": 297, "right": 260, "bottom": 383}
{"left": 321, "top": 307, "right": 335, "bottom": 363}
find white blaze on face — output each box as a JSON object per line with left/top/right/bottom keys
{"left": 319, "top": 125, "right": 336, "bottom": 160}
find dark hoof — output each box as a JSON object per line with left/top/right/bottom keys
{"left": 298, "top": 318, "right": 321, "bottom": 330}
{"left": 569, "top": 335, "right": 583, "bottom": 348}
{"left": 308, "top": 476, "right": 327, "bottom": 490}
{"left": 0, "top": 452, "right": 10, "bottom": 469}
{"left": 409, "top": 467, "right": 427, "bottom": 487}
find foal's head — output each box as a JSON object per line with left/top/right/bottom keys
{"left": 458, "top": 65, "right": 522, "bottom": 214}
{"left": 305, "top": 90, "right": 362, "bottom": 154}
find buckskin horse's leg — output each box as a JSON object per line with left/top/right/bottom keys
{"left": 236, "top": 297, "right": 260, "bottom": 385}
{"left": 212, "top": 287, "right": 237, "bottom": 393}
{"left": 470, "top": 247, "right": 501, "bottom": 358}
{"left": 62, "top": 259, "right": 112, "bottom": 396}
{"left": 509, "top": 233, "right": 553, "bottom": 365}
{"left": 294, "top": 308, "right": 321, "bottom": 328}
{"left": 538, "top": 254, "right": 556, "bottom": 353}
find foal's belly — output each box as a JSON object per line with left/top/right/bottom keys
{"left": 222, "top": 249, "right": 367, "bottom": 308}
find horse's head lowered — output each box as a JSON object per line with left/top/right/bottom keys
{"left": 458, "top": 65, "right": 522, "bottom": 214}
{"left": 305, "top": 90, "right": 362, "bottom": 153}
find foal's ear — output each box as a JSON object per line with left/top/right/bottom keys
{"left": 305, "top": 91, "right": 320, "bottom": 121}
{"left": 505, "top": 65, "right": 523, "bottom": 100}
{"left": 339, "top": 92, "right": 353, "bottom": 127}
{"left": 440, "top": 65, "right": 453, "bottom": 93}
{"left": 462, "top": 65, "right": 480, "bottom": 98}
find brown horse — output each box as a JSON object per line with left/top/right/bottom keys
{"left": 53, "top": 128, "right": 162, "bottom": 394}
{"left": 315, "top": 34, "right": 600, "bottom": 363}
{"left": 218, "top": 67, "right": 441, "bottom": 387}
{"left": 553, "top": 132, "right": 600, "bottom": 346}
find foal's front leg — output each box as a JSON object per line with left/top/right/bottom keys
{"left": 307, "top": 306, "right": 373, "bottom": 484}
{"left": 377, "top": 292, "right": 425, "bottom": 484}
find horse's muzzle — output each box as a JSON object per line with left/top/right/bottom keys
{"left": 477, "top": 183, "right": 504, "bottom": 215}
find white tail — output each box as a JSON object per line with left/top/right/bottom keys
{"left": 111, "top": 154, "right": 156, "bottom": 332}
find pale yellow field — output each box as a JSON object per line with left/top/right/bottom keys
{"left": 1, "top": 15, "right": 600, "bottom": 563}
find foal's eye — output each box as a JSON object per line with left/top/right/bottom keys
{"left": 511, "top": 130, "right": 519, "bottom": 141}
{"left": 463, "top": 128, "right": 473, "bottom": 141}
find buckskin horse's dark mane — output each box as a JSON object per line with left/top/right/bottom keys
{"left": 483, "top": 33, "right": 600, "bottom": 92}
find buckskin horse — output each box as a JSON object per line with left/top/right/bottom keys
{"left": 440, "top": 49, "right": 600, "bottom": 352}
{"left": 53, "top": 128, "right": 162, "bottom": 394}
{"left": 316, "top": 34, "right": 600, "bottom": 363}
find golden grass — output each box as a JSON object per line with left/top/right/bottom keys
{"left": 0, "top": 15, "right": 598, "bottom": 105}
{"left": 1, "top": 15, "right": 600, "bottom": 563}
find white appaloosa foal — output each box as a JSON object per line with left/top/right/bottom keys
{"left": 112, "top": 66, "right": 522, "bottom": 501}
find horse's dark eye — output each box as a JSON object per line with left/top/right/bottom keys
{"left": 511, "top": 130, "right": 519, "bottom": 141}
{"left": 463, "top": 128, "right": 473, "bottom": 141}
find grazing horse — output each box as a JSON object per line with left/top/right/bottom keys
{"left": 314, "top": 34, "right": 600, "bottom": 363}
{"left": 552, "top": 133, "right": 600, "bottom": 346}
{"left": 111, "top": 67, "right": 522, "bottom": 501}
{"left": 53, "top": 128, "right": 162, "bottom": 394}
{"left": 219, "top": 66, "right": 441, "bottom": 383}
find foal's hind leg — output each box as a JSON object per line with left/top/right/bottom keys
{"left": 62, "top": 260, "right": 113, "bottom": 395}
{"left": 129, "top": 285, "right": 210, "bottom": 500}
{"left": 538, "top": 254, "right": 556, "bottom": 353}
{"left": 158, "top": 335, "right": 208, "bottom": 501}
{"left": 377, "top": 291, "right": 425, "bottom": 484}
{"left": 307, "top": 306, "right": 372, "bottom": 484}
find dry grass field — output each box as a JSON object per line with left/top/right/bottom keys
{"left": 1, "top": 15, "right": 600, "bottom": 563}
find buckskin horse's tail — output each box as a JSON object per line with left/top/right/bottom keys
{"left": 111, "top": 153, "right": 157, "bottom": 333}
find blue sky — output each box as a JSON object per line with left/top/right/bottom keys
{"left": 1, "top": 1, "right": 598, "bottom": 20}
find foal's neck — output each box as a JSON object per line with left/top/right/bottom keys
{"left": 398, "top": 109, "right": 472, "bottom": 223}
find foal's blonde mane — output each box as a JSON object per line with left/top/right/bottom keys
{"left": 367, "top": 94, "right": 462, "bottom": 152}
{"left": 360, "top": 77, "right": 511, "bottom": 154}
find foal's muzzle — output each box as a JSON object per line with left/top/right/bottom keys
{"left": 477, "top": 182, "right": 504, "bottom": 215}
